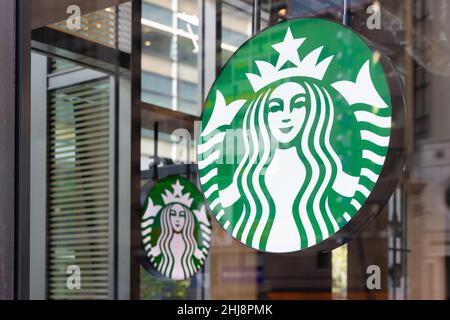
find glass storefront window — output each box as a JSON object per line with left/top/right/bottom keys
{"left": 6, "top": 0, "right": 450, "bottom": 301}
{"left": 221, "top": 0, "right": 253, "bottom": 65}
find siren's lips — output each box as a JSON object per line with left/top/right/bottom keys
{"left": 279, "top": 125, "right": 294, "bottom": 134}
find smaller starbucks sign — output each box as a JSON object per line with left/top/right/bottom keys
{"left": 141, "top": 176, "right": 212, "bottom": 280}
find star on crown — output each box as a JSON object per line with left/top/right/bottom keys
{"left": 161, "top": 179, "right": 194, "bottom": 207}
{"left": 245, "top": 27, "right": 334, "bottom": 92}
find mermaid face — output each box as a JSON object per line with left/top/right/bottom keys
{"left": 169, "top": 203, "right": 186, "bottom": 233}
{"left": 267, "top": 82, "right": 307, "bottom": 144}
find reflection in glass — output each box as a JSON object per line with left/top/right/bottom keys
{"left": 141, "top": 0, "right": 200, "bottom": 115}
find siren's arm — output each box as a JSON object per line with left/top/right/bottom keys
{"left": 332, "top": 169, "right": 359, "bottom": 198}
{"left": 194, "top": 248, "right": 205, "bottom": 261}
{"left": 201, "top": 90, "right": 246, "bottom": 137}
{"left": 150, "top": 243, "right": 161, "bottom": 257}
{"left": 331, "top": 61, "right": 389, "bottom": 110}
{"left": 331, "top": 60, "right": 390, "bottom": 199}
{"left": 218, "top": 181, "right": 240, "bottom": 208}
{"left": 198, "top": 90, "right": 246, "bottom": 209}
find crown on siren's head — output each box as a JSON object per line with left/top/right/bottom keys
{"left": 162, "top": 180, "right": 193, "bottom": 207}
{"left": 245, "top": 27, "right": 334, "bottom": 92}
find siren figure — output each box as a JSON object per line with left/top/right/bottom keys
{"left": 151, "top": 202, "right": 204, "bottom": 280}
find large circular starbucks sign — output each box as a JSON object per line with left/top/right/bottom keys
{"left": 198, "top": 18, "right": 404, "bottom": 253}
{"left": 141, "top": 176, "right": 211, "bottom": 280}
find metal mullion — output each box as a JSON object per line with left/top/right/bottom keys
{"left": 342, "top": 0, "right": 350, "bottom": 25}
{"left": 110, "top": 37, "right": 119, "bottom": 298}
{"left": 252, "top": 0, "right": 261, "bottom": 34}
{"left": 15, "top": 0, "right": 32, "bottom": 299}
{"left": 130, "top": 0, "right": 142, "bottom": 299}
{"left": 0, "top": 0, "right": 16, "bottom": 299}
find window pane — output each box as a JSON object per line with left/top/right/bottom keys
{"left": 141, "top": 0, "right": 200, "bottom": 116}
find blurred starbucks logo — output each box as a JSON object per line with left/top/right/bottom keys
{"left": 141, "top": 176, "right": 211, "bottom": 280}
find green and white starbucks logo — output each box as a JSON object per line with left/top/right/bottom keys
{"left": 198, "top": 18, "right": 394, "bottom": 253}
{"left": 141, "top": 176, "right": 211, "bottom": 280}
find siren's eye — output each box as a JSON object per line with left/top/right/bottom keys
{"left": 170, "top": 210, "right": 176, "bottom": 216}
{"left": 179, "top": 211, "right": 186, "bottom": 217}
{"left": 268, "top": 98, "right": 283, "bottom": 112}
{"left": 291, "top": 94, "right": 306, "bottom": 109}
